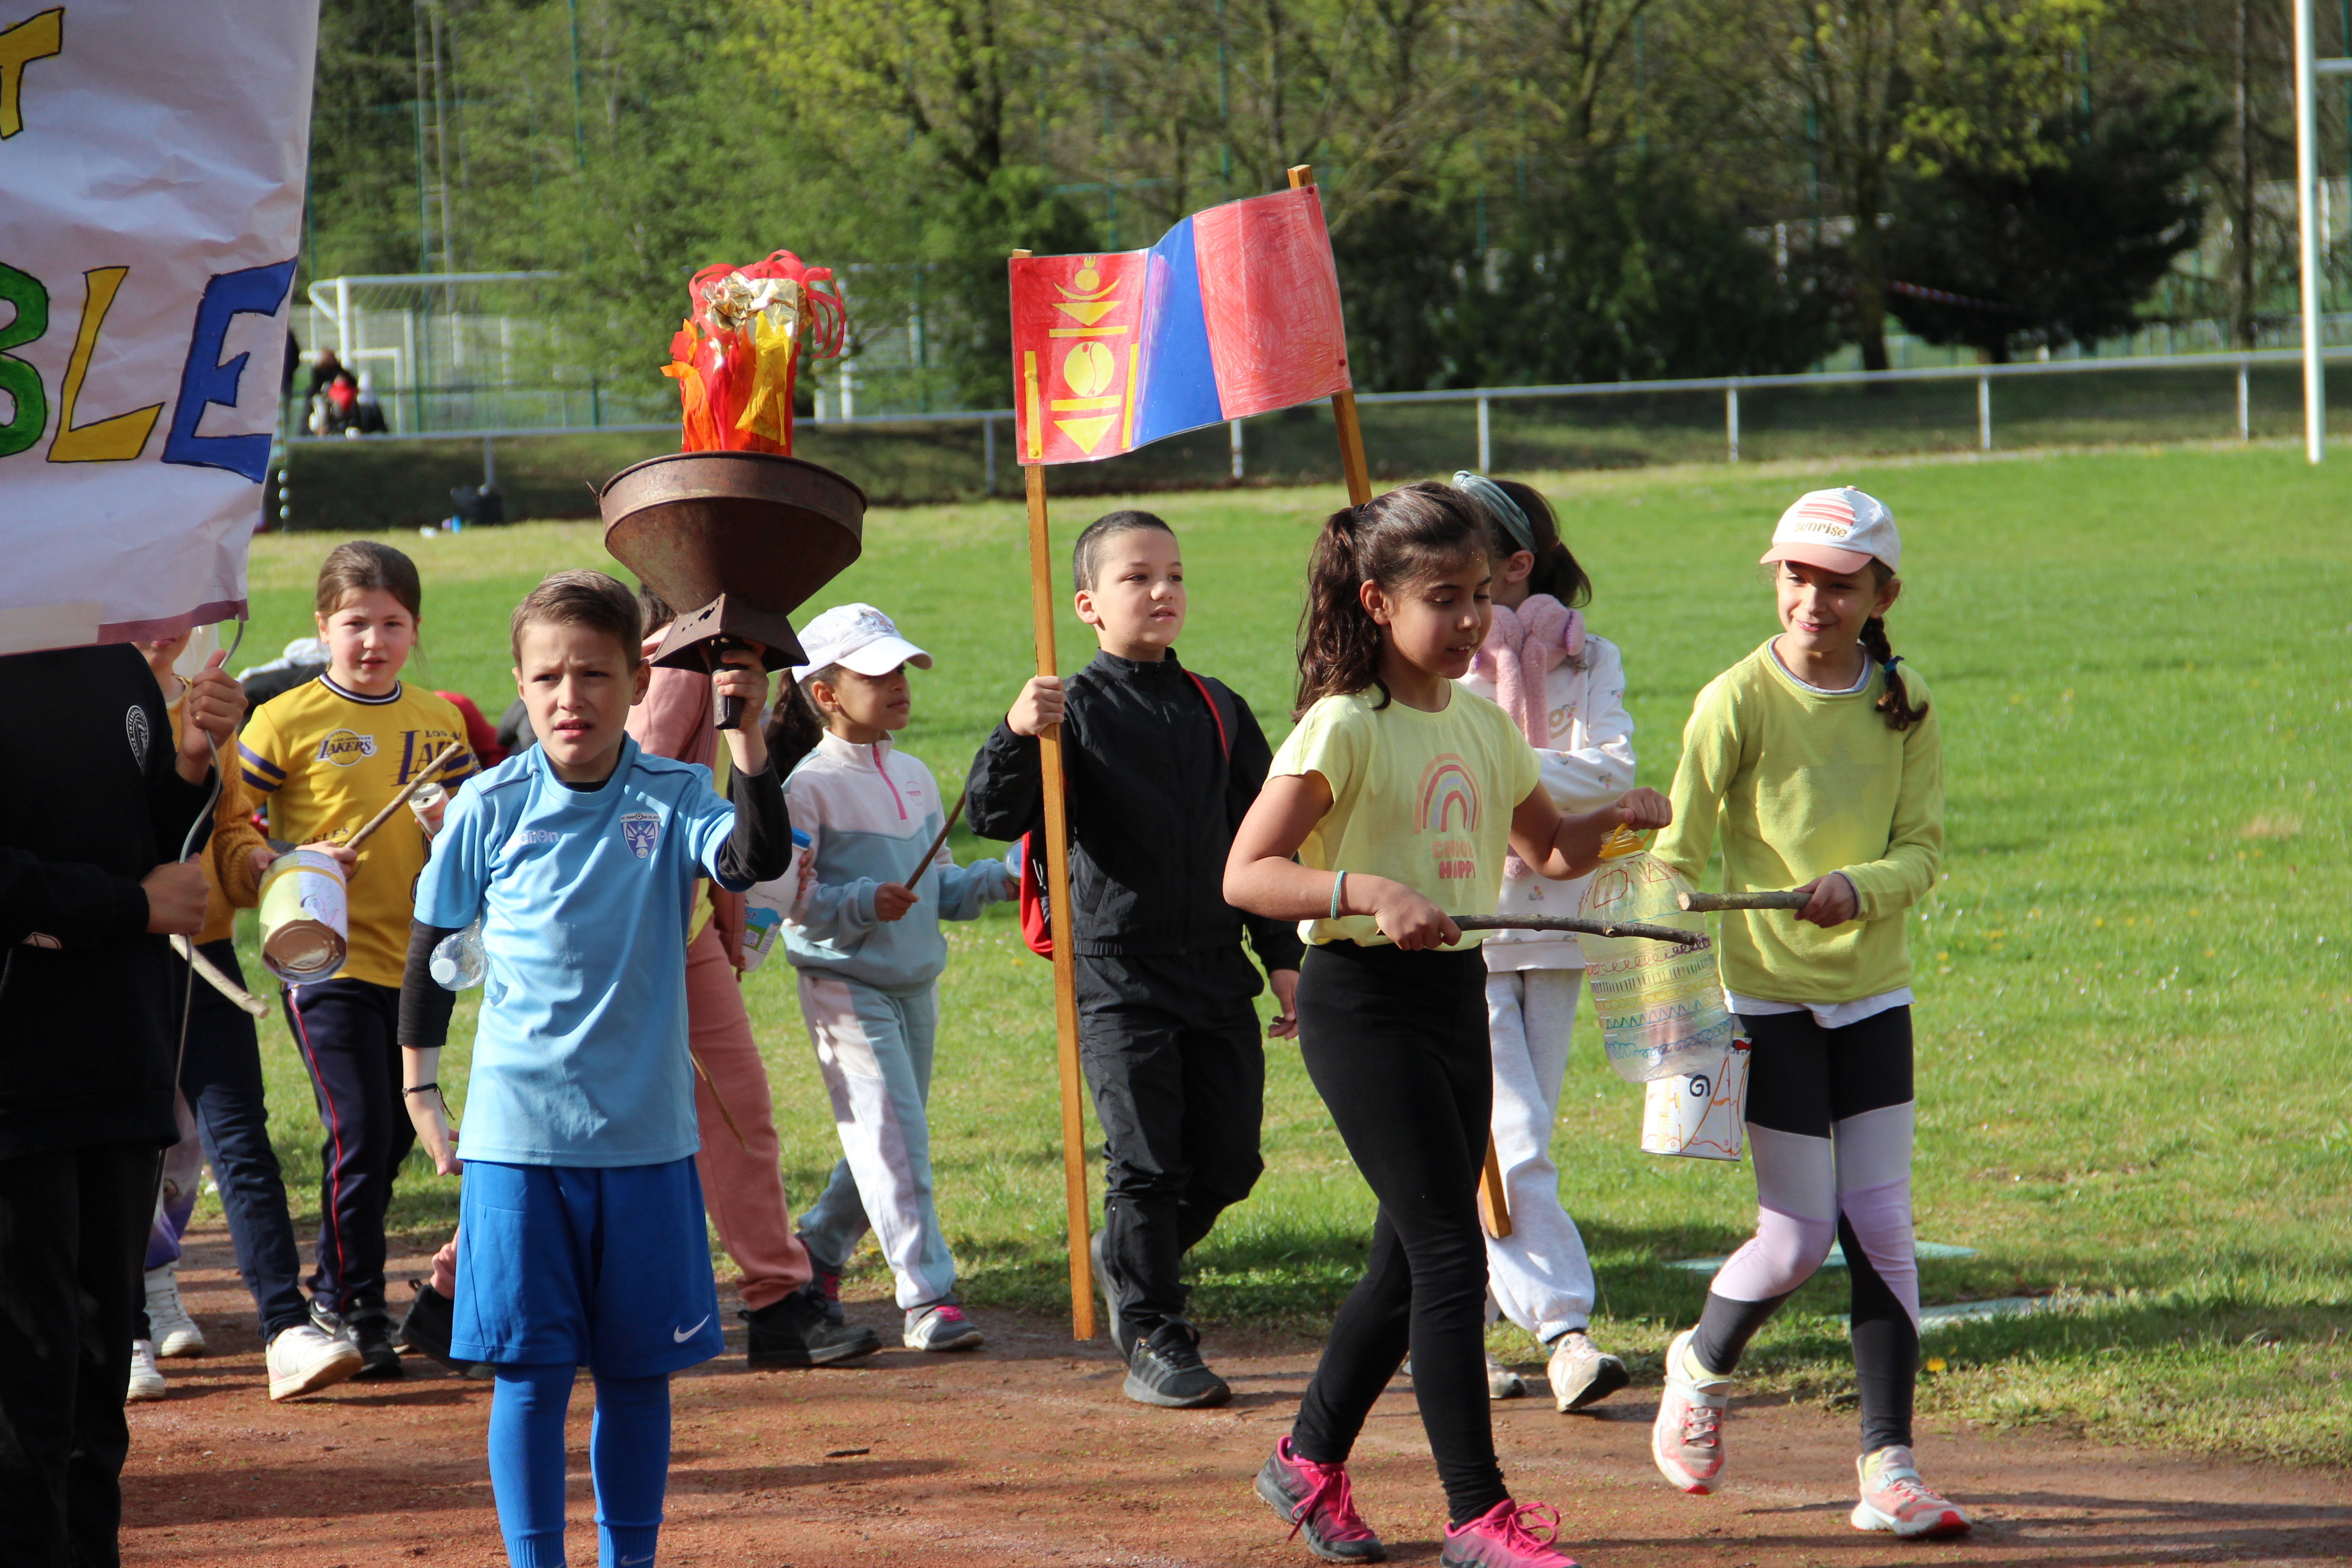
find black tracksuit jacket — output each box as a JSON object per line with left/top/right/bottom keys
{"left": 965, "top": 648, "right": 1302, "bottom": 981}
{"left": 0, "top": 644, "right": 216, "bottom": 1161}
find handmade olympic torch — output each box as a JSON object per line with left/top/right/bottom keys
{"left": 599, "top": 250, "right": 863, "bottom": 726}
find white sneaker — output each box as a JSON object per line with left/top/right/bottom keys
{"left": 1486, "top": 1351, "right": 1528, "bottom": 1399}
{"left": 1650, "top": 1328, "right": 1731, "bottom": 1493}
{"left": 1852, "top": 1446, "right": 1972, "bottom": 1538}
{"left": 267, "top": 1323, "right": 363, "bottom": 1401}
{"left": 902, "top": 1302, "right": 985, "bottom": 1352}
{"left": 145, "top": 1264, "right": 207, "bottom": 1358}
{"left": 125, "top": 1339, "right": 166, "bottom": 1402}
{"left": 1545, "top": 1328, "right": 1628, "bottom": 1412}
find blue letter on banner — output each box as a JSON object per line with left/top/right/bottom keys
{"left": 161, "top": 258, "right": 295, "bottom": 482}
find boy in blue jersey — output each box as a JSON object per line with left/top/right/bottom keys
{"left": 396, "top": 570, "right": 791, "bottom": 1568}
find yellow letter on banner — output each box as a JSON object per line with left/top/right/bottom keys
{"left": 0, "top": 8, "right": 63, "bottom": 140}
{"left": 50, "top": 267, "right": 164, "bottom": 464}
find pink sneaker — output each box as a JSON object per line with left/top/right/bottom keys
{"left": 1650, "top": 1328, "right": 1730, "bottom": 1494}
{"left": 1254, "top": 1436, "right": 1387, "bottom": 1562}
{"left": 1439, "top": 1499, "right": 1580, "bottom": 1568}
{"left": 1852, "top": 1446, "right": 1971, "bottom": 1538}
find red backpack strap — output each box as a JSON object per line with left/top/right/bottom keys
{"left": 1184, "top": 670, "right": 1230, "bottom": 760}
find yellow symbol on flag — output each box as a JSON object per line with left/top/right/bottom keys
{"left": 1062, "top": 341, "right": 1114, "bottom": 398}
{"left": 1047, "top": 259, "right": 1128, "bottom": 455}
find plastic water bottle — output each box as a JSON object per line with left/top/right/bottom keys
{"left": 1577, "top": 848, "right": 1735, "bottom": 1083}
{"left": 430, "top": 921, "right": 486, "bottom": 990}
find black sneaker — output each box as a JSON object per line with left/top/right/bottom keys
{"left": 345, "top": 1307, "right": 403, "bottom": 1380}
{"left": 395, "top": 1279, "right": 492, "bottom": 1378}
{"left": 1123, "top": 1318, "right": 1231, "bottom": 1409}
{"left": 744, "top": 1287, "right": 882, "bottom": 1369}
{"left": 1091, "top": 1229, "right": 1133, "bottom": 1360}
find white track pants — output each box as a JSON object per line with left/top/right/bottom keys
{"left": 1482, "top": 970, "right": 1597, "bottom": 1343}
{"left": 794, "top": 974, "right": 957, "bottom": 1310}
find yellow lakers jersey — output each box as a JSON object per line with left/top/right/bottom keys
{"left": 240, "top": 676, "right": 479, "bottom": 987}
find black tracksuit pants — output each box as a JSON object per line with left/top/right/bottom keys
{"left": 1289, "top": 941, "right": 1508, "bottom": 1527}
{"left": 283, "top": 977, "right": 412, "bottom": 1317}
{"left": 0, "top": 1140, "right": 154, "bottom": 1568}
{"left": 1074, "top": 950, "right": 1265, "bottom": 1341}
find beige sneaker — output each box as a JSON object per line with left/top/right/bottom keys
{"left": 1852, "top": 1446, "right": 1971, "bottom": 1538}
{"left": 1486, "top": 1351, "right": 1528, "bottom": 1399}
{"left": 267, "top": 1323, "right": 363, "bottom": 1401}
{"left": 1649, "top": 1328, "right": 1730, "bottom": 1493}
{"left": 145, "top": 1264, "right": 206, "bottom": 1358}
{"left": 125, "top": 1339, "right": 166, "bottom": 1402}
{"left": 1545, "top": 1329, "right": 1628, "bottom": 1412}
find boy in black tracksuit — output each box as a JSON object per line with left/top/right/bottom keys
{"left": 967, "top": 510, "right": 1300, "bottom": 1409}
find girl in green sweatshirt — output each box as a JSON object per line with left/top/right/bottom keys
{"left": 1645, "top": 486, "right": 1969, "bottom": 1541}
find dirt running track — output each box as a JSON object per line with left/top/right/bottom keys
{"left": 124, "top": 1225, "right": 2348, "bottom": 1568}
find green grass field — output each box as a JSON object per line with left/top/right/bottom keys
{"left": 221, "top": 440, "right": 2349, "bottom": 1466}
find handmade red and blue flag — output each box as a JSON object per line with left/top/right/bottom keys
{"left": 1009, "top": 186, "right": 1351, "bottom": 465}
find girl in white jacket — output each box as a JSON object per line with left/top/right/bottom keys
{"left": 1452, "top": 471, "right": 1636, "bottom": 1413}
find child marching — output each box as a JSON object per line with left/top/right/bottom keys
{"left": 967, "top": 510, "right": 1303, "bottom": 1411}
{"left": 398, "top": 571, "right": 792, "bottom": 1567}
{"left": 779, "top": 603, "right": 1017, "bottom": 1351}
{"left": 239, "top": 542, "right": 476, "bottom": 1377}
{"left": 1450, "top": 473, "right": 1634, "bottom": 1413}
{"left": 1225, "top": 482, "right": 1670, "bottom": 1568}
{"left": 1646, "top": 487, "right": 1967, "bottom": 1538}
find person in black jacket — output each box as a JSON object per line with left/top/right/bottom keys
{"left": 967, "top": 510, "right": 1300, "bottom": 1411}
{"left": 0, "top": 638, "right": 244, "bottom": 1567}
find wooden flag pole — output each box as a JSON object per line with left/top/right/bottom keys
{"left": 1013, "top": 250, "right": 1098, "bottom": 1342}
{"left": 1288, "top": 165, "right": 1374, "bottom": 507}
{"left": 1287, "top": 166, "right": 1505, "bottom": 1235}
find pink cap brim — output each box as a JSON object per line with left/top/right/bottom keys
{"left": 1760, "top": 542, "right": 1877, "bottom": 574}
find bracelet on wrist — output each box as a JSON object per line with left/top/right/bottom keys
{"left": 403, "top": 1083, "right": 440, "bottom": 1098}
{"left": 1329, "top": 870, "right": 1347, "bottom": 921}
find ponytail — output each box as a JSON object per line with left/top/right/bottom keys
{"left": 1859, "top": 564, "right": 1927, "bottom": 731}
{"left": 1489, "top": 479, "right": 1591, "bottom": 608}
{"left": 761, "top": 676, "right": 828, "bottom": 774}
{"left": 1294, "top": 481, "right": 1490, "bottom": 717}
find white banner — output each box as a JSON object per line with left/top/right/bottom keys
{"left": 0, "top": 0, "right": 317, "bottom": 653}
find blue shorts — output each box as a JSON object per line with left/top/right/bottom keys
{"left": 451, "top": 1156, "right": 723, "bottom": 1378}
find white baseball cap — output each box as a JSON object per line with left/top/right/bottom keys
{"left": 790, "top": 603, "right": 933, "bottom": 681}
{"left": 1761, "top": 486, "right": 1901, "bottom": 574}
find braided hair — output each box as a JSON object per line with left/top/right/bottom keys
{"left": 1861, "top": 563, "right": 1928, "bottom": 731}
{"left": 1294, "top": 481, "right": 1490, "bottom": 717}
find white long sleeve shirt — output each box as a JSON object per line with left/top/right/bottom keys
{"left": 1457, "top": 633, "right": 1636, "bottom": 971}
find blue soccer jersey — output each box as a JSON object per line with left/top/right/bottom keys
{"left": 416, "top": 736, "right": 745, "bottom": 1167}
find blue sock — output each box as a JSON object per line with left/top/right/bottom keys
{"left": 488, "top": 1363, "right": 577, "bottom": 1568}
{"left": 590, "top": 1372, "right": 671, "bottom": 1568}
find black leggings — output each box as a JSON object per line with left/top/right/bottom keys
{"left": 1289, "top": 941, "right": 1505, "bottom": 1526}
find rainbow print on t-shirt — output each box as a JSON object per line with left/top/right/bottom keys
{"left": 1419, "top": 754, "right": 1482, "bottom": 882}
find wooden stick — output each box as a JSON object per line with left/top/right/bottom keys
{"left": 1452, "top": 913, "right": 1708, "bottom": 947}
{"left": 1287, "top": 166, "right": 1376, "bottom": 507}
{"left": 172, "top": 936, "right": 269, "bottom": 1018}
{"left": 343, "top": 740, "right": 464, "bottom": 853}
{"left": 1478, "top": 1137, "right": 1513, "bottom": 1239}
{"left": 906, "top": 789, "right": 967, "bottom": 886}
{"left": 1023, "top": 454, "right": 1097, "bottom": 1343}
{"left": 1678, "top": 889, "right": 1810, "bottom": 913}
{"left": 688, "top": 1051, "right": 750, "bottom": 1154}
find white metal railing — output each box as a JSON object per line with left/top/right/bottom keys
{"left": 280, "top": 344, "right": 2352, "bottom": 497}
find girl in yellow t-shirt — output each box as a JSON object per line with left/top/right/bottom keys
{"left": 1225, "top": 481, "right": 1668, "bottom": 1567}
{"left": 240, "top": 541, "right": 475, "bottom": 1375}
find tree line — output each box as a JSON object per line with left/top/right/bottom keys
{"left": 301, "top": 0, "right": 2334, "bottom": 406}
